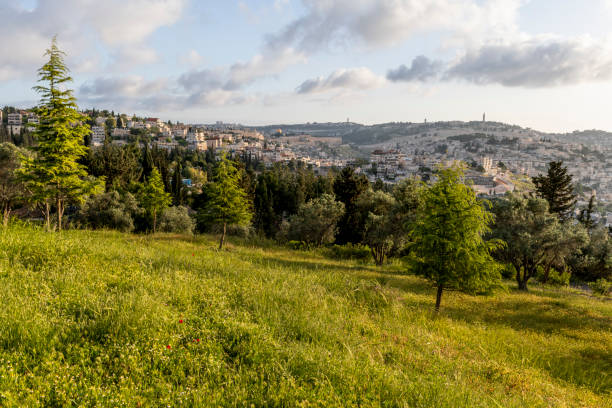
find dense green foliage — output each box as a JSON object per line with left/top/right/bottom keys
{"left": 198, "top": 155, "right": 252, "bottom": 249}
{"left": 0, "top": 143, "right": 28, "bottom": 226}
{"left": 138, "top": 168, "right": 172, "bottom": 233}
{"left": 533, "top": 161, "right": 577, "bottom": 220}
{"left": 0, "top": 226, "right": 609, "bottom": 407}
{"left": 410, "top": 167, "right": 503, "bottom": 310}
{"left": 283, "top": 193, "right": 345, "bottom": 246}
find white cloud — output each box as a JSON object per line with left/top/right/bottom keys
{"left": 85, "top": 0, "right": 186, "bottom": 46}
{"left": 180, "top": 50, "right": 205, "bottom": 67}
{"left": 266, "top": 0, "right": 524, "bottom": 54}
{"left": 0, "top": 0, "right": 187, "bottom": 80}
{"left": 296, "top": 67, "right": 385, "bottom": 94}
{"left": 446, "top": 36, "right": 612, "bottom": 87}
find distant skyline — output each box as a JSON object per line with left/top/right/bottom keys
{"left": 2, "top": 0, "right": 612, "bottom": 133}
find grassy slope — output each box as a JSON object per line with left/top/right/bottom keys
{"left": 0, "top": 226, "right": 610, "bottom": 407}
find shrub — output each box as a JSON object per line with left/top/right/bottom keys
{"left": 536, "top": 266, "right": 570, "bottom": 286}
{"left": 158, "top": 206, "right": 195, "bottom": 234}
{"left": 77, "top": 191, "right": 141, "bottom": 232}
{"left": 287, "top": 240, "right": 310, "bottom": 250}
{"left": 327, "top": 243, "right": 372, "bottom": 261}
{"left": 589, "top": 278, "right": 611, "bottom": 297}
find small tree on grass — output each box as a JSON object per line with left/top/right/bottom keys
{"left": 139, "top": 167, "right": 171, "bottom": 233}
{"left": 199, "top": 155, "right": 252, "bottom": 249}
{"left": 410, "top": 166, "right": 503, "bottom": 312}
{"left": 19, "top": 38, "right": 100, "bottom": 230}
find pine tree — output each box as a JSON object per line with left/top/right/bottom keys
{"left": 578, "top": 195, "right": 596, "bottom": 230}
{"left": 410, "top": 166, "right": 503, "bottom": 311}
{"left": 19, "top": 37, "right": 100, "bottom": 230}
{"left": 199, "top": 155, "right": 252, "bottom": 249}
{"left": 139, "top": 168, "right": 171, "bottom": 233}
{"left": 532, "top": 161, "right": 577, "bottom": 220}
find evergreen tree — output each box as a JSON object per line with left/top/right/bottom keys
{"left": 333, "top": 167, "right": 369, "bottom": 244}
{"left": 141, "top": 143, "right": 154, "bottom": 181}
{"left": 0, "top": 143, "right": 29, "bottom": 226}
{"left": 139, "top": 168, "right": 171, "bottom": 233}
{"left": 578, "top": 195, "right": 596, "bottom": 230}
{"left": 19, "top": 38, "right": 100, "bottom": 230}
{"left": 172, "top": 161, "right": 184, "bottom": 205}
{"left": 532, "top": 161, "right": 577, "bottom": 220}
{"left": 199, "top": 155, "right": 252, "bottom": 249}
{"left": 410, "top": 166, "right": 503, "bottom": 311}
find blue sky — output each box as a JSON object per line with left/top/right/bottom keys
{"left": 1, "top": 0, "right": 612, "bottom": 132}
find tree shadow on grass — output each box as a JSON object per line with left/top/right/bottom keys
{"left": 440, "top": 294, "right": 612, "bottom": 337}
{"left": 251, "top": 254, "right": 385, "bottom": 275}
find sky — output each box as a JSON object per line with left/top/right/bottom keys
{"left": 1, "top": 0, "right": 612, "bottom": 132}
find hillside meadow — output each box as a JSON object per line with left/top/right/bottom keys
{"left": 0, "top": 226, "right": 610, "bottom": 407}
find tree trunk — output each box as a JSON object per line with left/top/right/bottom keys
{"left": 57, "top": 198, "right": 63, "bottom": 232}
{"left": 435, "top": 284, "right": 443, "bottom": 312}
{"left": 516, "top": 268, "right": 529, "bottom": 291}
{"left": 153, "top": 211, "right": 157, "bottom": 234}
{"left": 2, "top": 204, "right": 9, "bottom": 227}
{"left": 219, "top": 222, "right": 226, "bottom": 250}
{"left": 542, "top": 262, "right": 552, "bottom": 284}
{"left": 44, "top": 201, "right": 50, "bottom": 231}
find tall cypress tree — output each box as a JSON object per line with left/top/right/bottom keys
{"left": 532, "top": 161, "right": 577, "bottom": 221}
{"left": 172, "top": 161, "right": 184, "bottom": 205}
{"left": 333, "top": 167, "right": 369, "bottom": 244}
{"left": 578, "top": 195, "right": 596, "bottom": 230}
{"left": 20, "top": 38, "right": 99, "bottom": 230}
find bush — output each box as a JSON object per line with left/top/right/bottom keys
{"left": 287, "top": 240, "right": 311, "bottom": 250}
{"left": 327, "top": 243, "right": 372, "bottom": 261}
{"left": 589, "top": 278, "right": 611, "bottom": 297}
{"left": 158, "top": 206, "right": 195, "bottom": 234}
{"left": 77, "top": 191, "right": 141, "bottom": 232}
{"left": 536, "top": 266, "right": 570, "bottom": 286}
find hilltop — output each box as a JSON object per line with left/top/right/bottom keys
{"left": 0, "top": 226, "right": 610, "bottom": 407}
{"left": 252, "top": 121, "right": 612, "bottom": 147}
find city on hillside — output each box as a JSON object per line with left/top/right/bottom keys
{"left": 2, "top": 106, "right": 611, "bottom": 226}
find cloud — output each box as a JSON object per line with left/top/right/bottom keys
{"left": 387, "top": 56, "right": 443, "bottom": 82}
{"left": 180, "top": 50, "right": 205, "bottom": 67}
{"left": 446, "top": 37, "right": 612, "bottom": 87}
{"left": 266, "top": 0, "right": 523, "bottom": 54}
{"left": 0, "top": 0, "right": 187, "bottom": 80}
{"left": 296, "top": 67, "right": 385, "bottom": 94}
{"left": 178, "top": 48, "right": 306, "bottom": 93}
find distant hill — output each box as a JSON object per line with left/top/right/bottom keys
{"left": 251, "top": 121, "right": 612, "bottom": 147}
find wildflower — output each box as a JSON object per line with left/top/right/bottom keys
{"left": 166, "top": 345, "right": 171, "bottom": 350}
{"left": 195, "top": 338, "right": 200, "bottom": 343}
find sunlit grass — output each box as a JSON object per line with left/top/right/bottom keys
{"left": 0, "top": 225, "right": 610, "bottom": 407}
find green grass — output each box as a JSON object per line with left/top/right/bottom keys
{"left": 0, "top": 225, "right": 610, "bottom": 407}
